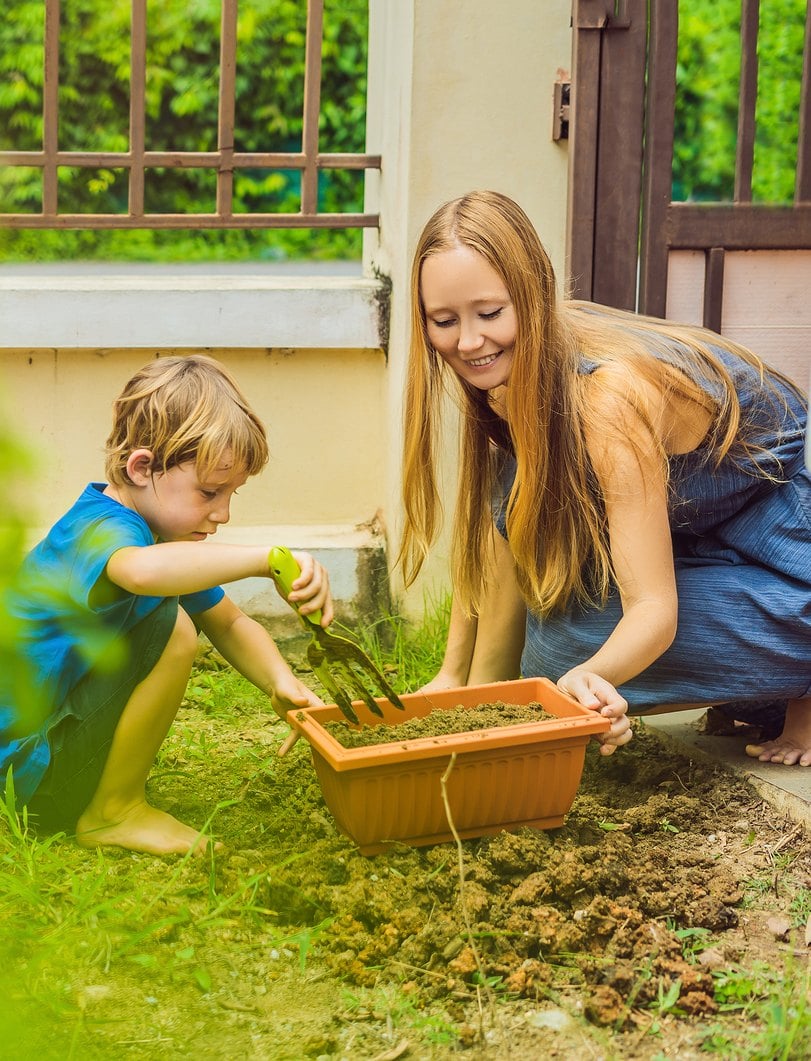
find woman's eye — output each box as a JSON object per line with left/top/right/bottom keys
{"left": 480, "top": 308, "right": 502, "bottom": 321}
{"left": 432, "top": 318, "right": 456, "bottom": 329}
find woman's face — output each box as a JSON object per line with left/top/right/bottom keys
{"left": 420, "top": 244, "right": 516, "bottom": 392}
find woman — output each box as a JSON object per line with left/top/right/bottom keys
{"left": 399, "top": 190, "right": 810, "bottom": 765}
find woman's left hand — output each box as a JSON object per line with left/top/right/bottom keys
{"left": 557, "top": 669, "right": 633, "bottom": 755}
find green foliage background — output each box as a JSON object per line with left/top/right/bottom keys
{"left": 0, "top": 0, "right": 806, "bottom": 261}
{"left": 0, "top": 0, "right": 369, "bottom": 262}
{"left": 674, "top": 0, "right": 806, "bottom": 202}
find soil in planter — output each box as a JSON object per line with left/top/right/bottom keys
{"left": 322, "top": 699, "right": 555, "bottom": 748}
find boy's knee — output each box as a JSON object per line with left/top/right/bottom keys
{"left": 167, "top": 607, "right": 200, "bottom": 663}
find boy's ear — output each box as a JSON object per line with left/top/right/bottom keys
{"left": 126, "top": 449, "right": 156, "bottom": 486}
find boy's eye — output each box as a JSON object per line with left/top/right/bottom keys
{"left": 201, "top": 490, "right": 217, "bottom": 500}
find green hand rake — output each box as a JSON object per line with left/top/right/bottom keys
{"left": 269, "top": 546, "right": 405, "bottom": 724}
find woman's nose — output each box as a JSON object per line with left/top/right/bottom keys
{"left": 457, "top": 318, "right": 484, "bottom": 353}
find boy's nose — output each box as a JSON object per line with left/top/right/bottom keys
{"left": 210, "top": 500, "right": 231, "bottom": 524}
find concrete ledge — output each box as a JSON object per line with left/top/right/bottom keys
{"left": 0, "top": 272, "right": 387, "bottom": 350}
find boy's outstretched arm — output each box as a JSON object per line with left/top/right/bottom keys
{"left": 107, "top": 544, "right": 333, "bottom": 623}
{"left": 197, "top": 596, "right": 324, "bottom": 718}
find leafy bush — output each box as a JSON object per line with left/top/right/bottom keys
{"left": 0, "top": 0, "right": 369, "bottom": 261}
{"left": 0, "top": 405, "right": 37, "bottom": 737}
{"left": 674, "top": 0, "right": 806, "bottom": 203}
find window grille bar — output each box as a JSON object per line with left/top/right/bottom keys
{"left": 42, "top": 0, "right": 59, "bottom": 214}
{"left": 797, "top": 0, "right": 811, "bottom": 202}
{"left": 1, "top": 151, "right": 381, "bottom": 170}
{"left": 4, "top": 213, "right": 379, "bottom": 230}
{"left": 129, "top": 0, "right": 147, "bottom": 217}
{"left": 1, "top": 0, "right": 380, "bottom": 230}
{"left": 217, "top": 0, "right": 238, "bottom": 218}
{"left": 734, "top": 0, "right": 759, "bottom": 203}
{"left": 301, "top": 0, "right": 324, "bottom": 215}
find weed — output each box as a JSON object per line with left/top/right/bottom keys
{"left": 670, "top": 923, "right": 712, "bottom": 961}
{"left": 345, "top": 591, "right": 451, "bottom": 693}
{"left": 789, "top": 886, "right": 811, "bottom": 926}
{"left": 342, "top": 983, "right": 461, "bottom": 1047}
{"left": 702, "top": 959, "right": 811, "bottom": 1059}
{"left": 597, "top": 818, "right": 629, "bottom": 831}
{"left": 650, "top": 977, "right": 683, "bottom": 1016}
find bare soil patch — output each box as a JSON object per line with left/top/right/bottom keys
{"left": 322, "top": 700, "right": 554, "bottom": 747}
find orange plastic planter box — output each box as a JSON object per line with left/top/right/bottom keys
{"left": 289, "top": 677, "right": 609, "bottom": 855}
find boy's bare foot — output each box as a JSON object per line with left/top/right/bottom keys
{"left": 76, "top": 800, "right": 215, "bottom": 855}
{"left": 745, "top": 700, "right": 811, "bottom": 767}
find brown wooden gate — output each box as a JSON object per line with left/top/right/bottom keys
{"left": 567, "top": 0, "right": 811, "bottom": 384}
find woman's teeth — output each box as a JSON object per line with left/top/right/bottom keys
{"left": 469, "top": 353, "right": 499, "bottom": 367}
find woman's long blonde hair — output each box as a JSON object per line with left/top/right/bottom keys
{"left": 399, "top": 190, "right": 803, "bottom": 618}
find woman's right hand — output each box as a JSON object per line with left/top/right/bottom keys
{"left": 557, "top": 669, "right": 632, "bottom": 755}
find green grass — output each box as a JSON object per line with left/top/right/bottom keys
{"left": 700, "top": 960, "right": 811, "bottom": 1058}
{"left": 2, "top": 600, "right": 811, "bottom": 1059}
{"left": 341, "top": 591, "right": 452, "bottom": 694}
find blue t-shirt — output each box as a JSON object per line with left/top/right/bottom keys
{"left": 0, "top": 483, "right": 224, "bottom": 802}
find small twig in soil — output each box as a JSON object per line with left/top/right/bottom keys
{"left": 769, "top": 823, "right": 803, "bottom": 858}
{"left": 440, "top": 753, "right": 509, "bottom": 1053}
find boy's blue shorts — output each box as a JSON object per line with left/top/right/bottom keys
{"left": 28, "top": 597, "right": 179, "bottom": 832}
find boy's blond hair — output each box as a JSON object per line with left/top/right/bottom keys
{"left": 105, "top": 355, "right": 269, "bottom": 485}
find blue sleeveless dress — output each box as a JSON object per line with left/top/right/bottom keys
{"left": 501, "top": 346, "right": 810, "bottom": 710}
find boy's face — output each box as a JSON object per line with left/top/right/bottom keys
{"left": 134, "top": 456, "right": 250, "bottom": 542}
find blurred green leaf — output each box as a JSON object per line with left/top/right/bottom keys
{"left": 674, "top": 0, "right": 805, "bottom": 203}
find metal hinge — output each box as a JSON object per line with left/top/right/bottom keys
{"left": 575, "top": 0, "right": 631, "bottom": 30}
{"left": 552, "top": 81, "right": 571, "bottom": 141}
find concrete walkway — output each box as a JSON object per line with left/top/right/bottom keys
{"left": 643, "top": 709, "right": 811, "bottom": 834}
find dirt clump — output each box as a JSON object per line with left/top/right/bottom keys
{"left": 235, "top": 723, "right": 762, "bottom": 1036}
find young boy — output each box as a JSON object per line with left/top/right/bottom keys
{"left": 1, "top": 355, "right": 332, "bottom": 856}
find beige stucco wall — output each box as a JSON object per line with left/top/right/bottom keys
{"left": 366, "top": 0, "right": 573, "bottom": 616}
{"left": 3, "top": 346, "right": 388, "bottom": 539}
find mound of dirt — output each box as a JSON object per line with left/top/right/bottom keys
{"left": 220, "top": 722, "right": 775, "bottom": 1031}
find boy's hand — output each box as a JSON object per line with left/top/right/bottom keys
{"left": 277, "top": 550, "right": 334, "bottom": 626}
{"left": 556, "top": 669, "right": 633, "bottom": 756}
{"left": 270, "top": 671, "right": 324, "bottom": 720}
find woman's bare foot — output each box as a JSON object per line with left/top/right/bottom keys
{"left": 745, "top": 699, "right": 811, "bottom": 767}
{"left": 76, "top": 800, "right": 213, "bottom": 855}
